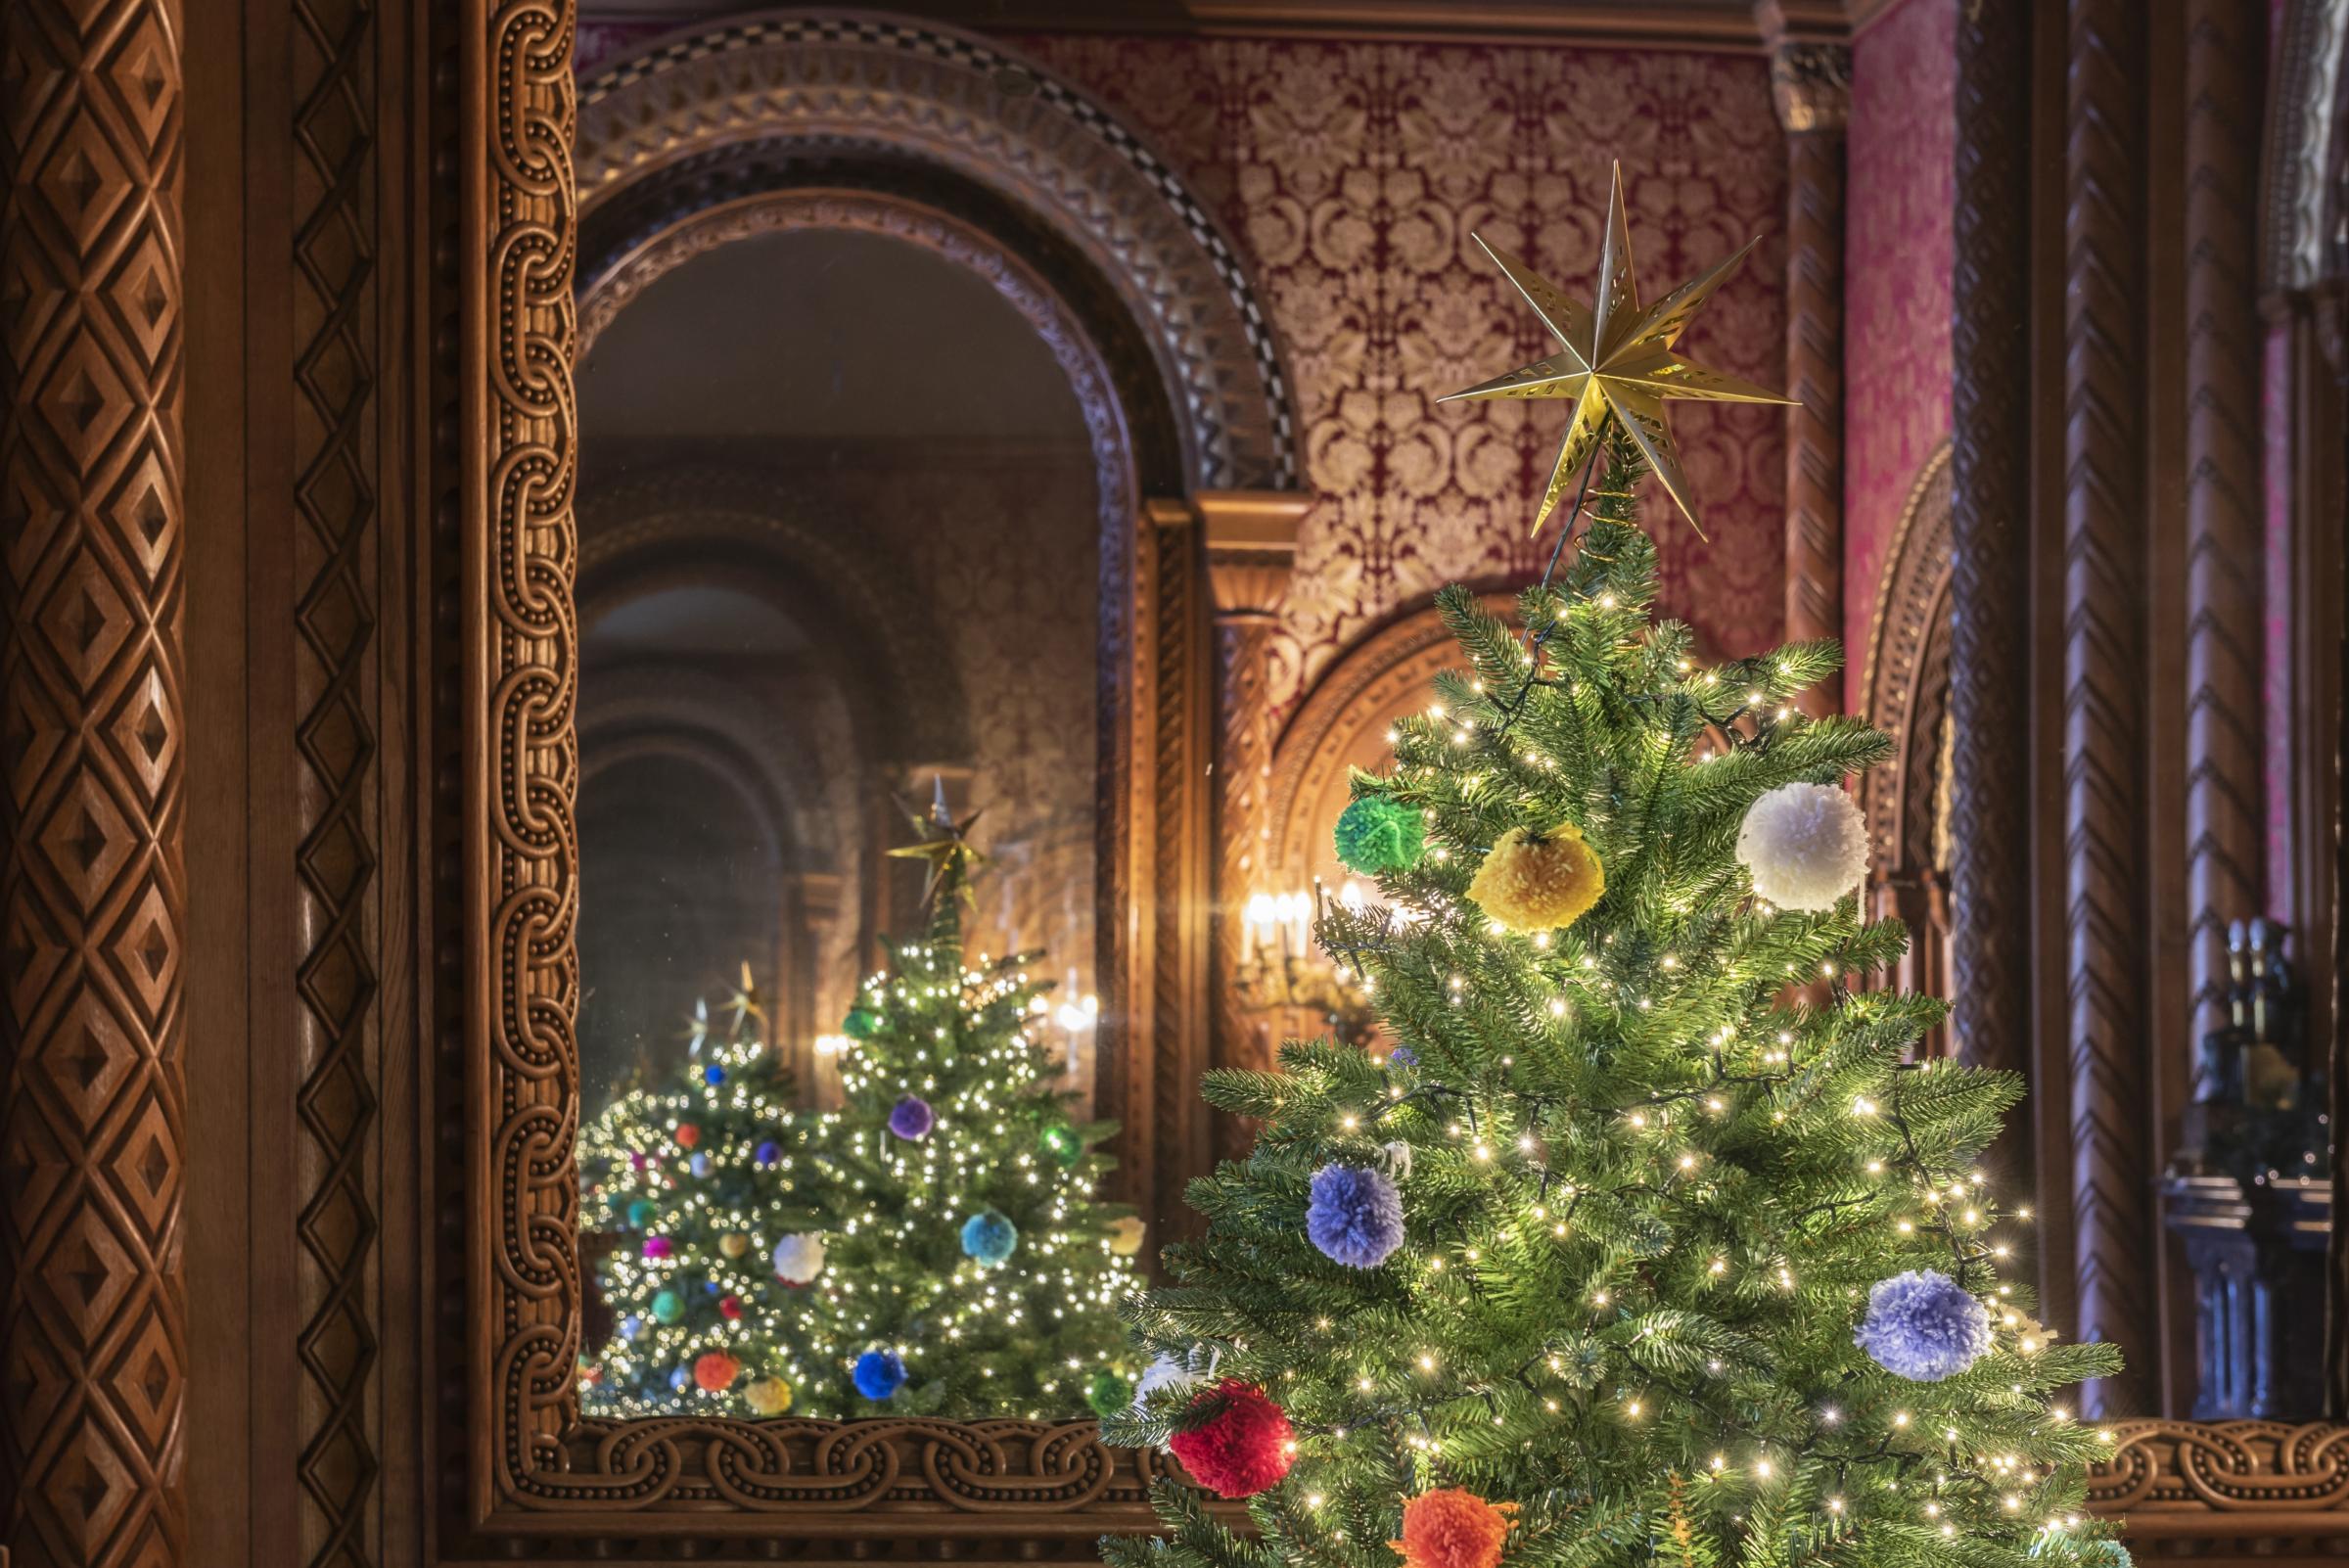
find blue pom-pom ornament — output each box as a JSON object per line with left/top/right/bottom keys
{"left": 1854, "top": 1268, "right": 1995, "bottom": 1381}
{"left": 755, "top": 1138, "right": 781, "bottom": 1165}
{"left": 961, "top": 1209, "right": 1019, "bottom": 1267}
{"left": 1306, "top": 1163, "right": 1405, "bottom": 1268}
{"left": 853, "top": 1349, "right": 907, "bottom": 1401}
{"left": 1334, "top": 797, "right": 1425, "bottom": 875}
{"left": 703, "top": 1064, "right": 725, "bottom": 1086}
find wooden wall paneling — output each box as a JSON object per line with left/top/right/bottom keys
{"left": 290, "top": 0, "right": 392, "bottom": 1551}
{"left": 2136, "top": 6, "right": 2194, "bottom": 1417}
{"left": 1203, "top": 492, "right": 1303, "bottom": 1167}
{"left": 2181, "top": 0, "right": 2270, "bottom": 1088}
{"left": 2062, "top": 0, "right": 2156, "bottom": 1417}
{"left": 1141, "top": 498, "right": 1217, "bottom": 1239}
{"left": 1757, "top": 2, "right": 1848, "bottom": 716}
{"left": 1949, "top": 0, "right": 2036, "bottom": 1097}
{"left": 180, "top": 0, "right": 256, "bottom": 1560}
{"left": 0, "top": 1, "right": 191, "bottom": 1564}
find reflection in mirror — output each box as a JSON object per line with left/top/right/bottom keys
{"left": 569, "top": 227, "right": 1143, "bottom": 1419}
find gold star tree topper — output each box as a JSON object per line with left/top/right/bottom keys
{"left": 887, "top": 775, "right": 986, "bottom": 907}
{"left": 1440, "top": 161, "right": 1794, "bottom": 539}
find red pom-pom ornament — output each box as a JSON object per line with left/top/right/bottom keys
{"left": 675, "top": 1123, "right": 702, "bottom": 1149}
{"left": 1391, "top": 1489, "right": 1517, "bottom": 1568}
{"left": 1167, "top": 1379, "right": 1293, "bottom": 1499}
{"left": 719, "top": 1294, "right": 744, "bottom": 1320}
{"left": 693, "top": 1351, "right": 740, "bottom": 1392}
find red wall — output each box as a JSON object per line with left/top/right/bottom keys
{"left": 1842, "top": 0, "right": 1956, "bottom": 712}
{"left": 1020, "top": 35, "right": 1788, "bottom": 709}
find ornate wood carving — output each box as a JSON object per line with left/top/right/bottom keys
{"left": 2062, "top": 0, "right": 2154, "bottom": 1417}
{"left": 570, "top": 15, "right": 1298, "bottom": 494}
{"left": 2091, "top": 1421, "right": 2349, "bottom": 1534}
{"left": 291, "top": 0, "right": 385, "bottom": 1558}
{"left": 1859, "top": 444, "right": 1956, "bottom": 871}
{"left": 1947, "top": 0, "right": 2034, "bottom": 1088}
{"left": 1203, "top": 494, "right": 1303, "bottom": 1164}
{"left": 1131, "top": 498, "right": 1217, "bottom": 1241}
{"left": 2182, "top": 0, "right": 2269, "bottom": 1064}
{"left": 1758, "top": 7, "right": 1848, "bottom": 719}
{"left": 0, "top": 2, "right": 189, "bottom": 1564}
{"left": 467, "top": 0, "right": 582, "bottom": 1507}
{"left": 1779, "top": 125, "right": 1846, "bottom": 712}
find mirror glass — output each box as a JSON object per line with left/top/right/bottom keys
{"left": 570, "top": 226, "right": 1140, "bottom": 1420}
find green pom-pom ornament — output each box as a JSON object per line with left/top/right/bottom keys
{"left": 651, "top": 1289, "right": 684, "bottom": 1324}
{"left": 625, "top": 1198, "right": 655, "bottom": 1227}
{"left": 843, "top": 1004, "right": 882, "bottom": 1040}
{"left": 1039, "top": 1124, "right": 1083, "bottom": 1169}
{"left": 1334, "top": 796, "right": 1423, "bottom": 874}
{"left": 1086, "top": 1368, "right": 1133, "bottom": 1417}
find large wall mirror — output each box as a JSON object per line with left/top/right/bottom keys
{"left": 573, "top": 222, "right": 1116, "bottom": 1418}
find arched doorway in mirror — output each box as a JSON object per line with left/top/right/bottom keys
{"left": 575, "top": 227, "right": 1108, "bottom": 1113}
{"left": 1859, "top": 440, "right": 1957, "bottom": 1059}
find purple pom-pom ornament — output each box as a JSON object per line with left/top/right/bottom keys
{"left": 642, "top": 1235, "right": 673, "bottom": 1261}
{"left": 888, "top": 1094, "right": 935, "bottom": 1140}
{"left": 1306, "top": 1163, "right": 1405, "bottom": 1268}
{"left": 1854, "top": 1268, "right": 1994, "bottom": 1381}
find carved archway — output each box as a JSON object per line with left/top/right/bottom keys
{"left": 577, "top": 470, "right": 965, "bottom": 769}
{"left": 573, "top": 12, "right": 1300, "bottom": 494}
{"left": 1859, "top": 441, "right": 1956, "bottom": 1050}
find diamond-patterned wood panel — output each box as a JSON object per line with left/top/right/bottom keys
{"left": 0, "top": 2, "right": 188, "bottom": 1565}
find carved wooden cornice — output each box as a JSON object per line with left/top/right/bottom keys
{"left": 1199, "top": 490, "right": 1309, "bottom": 624}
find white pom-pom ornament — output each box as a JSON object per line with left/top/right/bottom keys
{"left": 1735, "top": 781, "right": 1869, "bottom": 912}
{"left": 772, "top": 1231, "right": 828, "bottom": 1284}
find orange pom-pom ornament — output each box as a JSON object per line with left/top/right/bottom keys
{"left": 1466, "top": 824, "right": 1604, "bottom": 934}
{"left": 1166, "top": 1379, "right": 1294, "bottom": 1498}
{"left": 693, "top": 1350, "right": 740, "bottom": 1392}
{"left": 1391, "top": 1488, "right": 1518, "bottom": 1568}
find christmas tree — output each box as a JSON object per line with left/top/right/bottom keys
{"left": 775, "top": 792, "right": 1149, "bottom": 1417}
{"left": 578, "top": 975, "right": 831, "bottom": 1418}
{"left": 1104, "top": 167, "right": 2121, "bottom": 1568}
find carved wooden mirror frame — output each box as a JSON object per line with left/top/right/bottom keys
{"left": 450, "top": 4, "right": 1301, "bottom": 1555}
{"left": 438, "top": 0, "right": 2349, "bottom": 1560}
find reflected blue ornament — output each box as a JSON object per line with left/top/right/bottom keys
{"left": 690, "top": 1152, "right": 712, "bottom": 1178}
{"left": 853, "top": 1349, "right": 907, "bottom": 1401}
{"left": 669, "top": 1364, "right": 693, "bottom": 1394}
{"left": 960, "top": 1209, "right": 1018, "bottom": 1267}
{"left": 619, "top": 1314, "right": 642, "bottom": 1341}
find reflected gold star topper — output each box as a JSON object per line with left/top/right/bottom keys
{"left": 1440, "top": 161, "right": 1794, "bottom": 539}
{"left": 888, "top": 775, "right": 986, "bottom": 906}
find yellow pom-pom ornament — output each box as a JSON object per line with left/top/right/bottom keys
{"left": 1107, "top": 1215, "right": 1148, "bottom": 1257}
{"left": 745, "top": 1376, "right": 793, "bottom": 1416}
{"left": 1466, "top": 824, "right": 1605, "bottom": 934}
{"left": 719, "top": 1232, "right": 751, "bottom": 1260}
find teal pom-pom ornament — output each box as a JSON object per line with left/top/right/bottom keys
{"left": 651, "top": 1289, "right": 684, "bottom": 1324}
{"left": 1334, "top": 796, "right": 1423, "bottom": 875}
{"left": 961, "top": 1209, "right": 1019, "bottom": 1267}
{"left": 1039, "top": 1124, "right": 1082, "bottom": 1169}
{"left": 1086, "top": 1368, "right": 1133, "bottom": 1417}
{"left": 843, "top": 1003, "right": 882, "bottom": 1040}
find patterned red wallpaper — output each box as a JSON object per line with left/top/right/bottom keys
{"left": 1008, "top": 35, "right": 1790, "bottom": 711}
{"left": 1843, "top": 0, "right": 1956, "bottom": 712}
{"left": 576, "top": 23, "right": 1791, "bottom": 712}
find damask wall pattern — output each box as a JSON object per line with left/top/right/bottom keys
{"left": 1844, "top": 0, "right": 1957, "bottom": 713}
{"left": 1007, "top": 35, "right": 1789, "bottom": 710}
